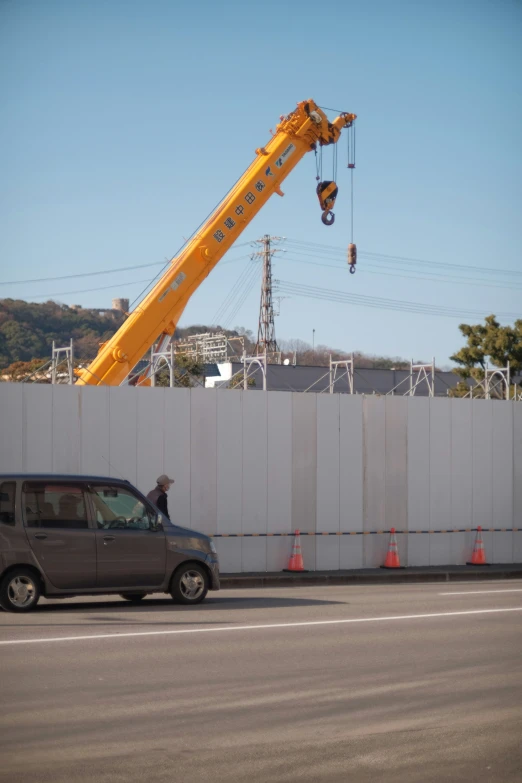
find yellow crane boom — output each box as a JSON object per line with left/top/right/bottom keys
{"left": 76, "top": 99, "right": 356, "bottom": 387}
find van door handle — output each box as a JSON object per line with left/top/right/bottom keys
{"left": 103, "top": 535, "right": 115, "bottom": 544}
{"left": 34, "top": 533, "right": 47, "bottom": 540}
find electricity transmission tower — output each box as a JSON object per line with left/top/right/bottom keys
{"left": 253, "top": 235, "right": 282, "bottom": 360}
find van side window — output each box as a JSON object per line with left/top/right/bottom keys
{"left": 0, "top": 482, "right": 16, "bottom": 526}
{"left": 90, "top": 486, "right": 154, "bottom": 530}
{"left": 23, "top": 483, "right": 89, "bottom": 529}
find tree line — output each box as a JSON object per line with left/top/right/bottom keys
{"left": 0, "top": 299, "right": 520, "bottom": 393}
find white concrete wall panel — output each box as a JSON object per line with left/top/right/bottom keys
{"left": 316, "top": 534, "right": 340, "bottom": 570}
{"left": 164, "top": 388, "right": 191, "bottom": 527}
{"left": 514, "top": 405, "right": 522, "bottom": 532}
{"left": 472, "top": 400, "right": 494, "bottom": 530}
{"left": 514, "top": 532, "right": 522, "bottom": 563}
{"left": 429, "top": 399, "right": 451, "bottom": 530}
{"left": 22, "top": 385, "right": 53, "bottom": 473}
{"left": 492, "top": 532, "right": 513, "bottom": 564}
{"left": 214, "top": 538, "right": 241, "bottom": 573}
{"left": 339, "top": 396, "right": 363, "bottom": 533}
{"left": 242, "top": 392, "right": 267, "bottom": 535}
{"left": 429, "top": 399, "right": 452, "bottom": 565}
{"left": 267, "top": 535, "right": 289, "bottom": 572}
{"left": 364, "top": 533, "right": 388, "bottom": 569}
{"left": 450, "top": 401, "right": 473, "bottom": 530}
{"left": 0, "top": 384, "right": 23, "bottom": 473}
{"left": 291, "top": 394, "right": 317, "bottom": 533}
{"left": 108, "top": 387, "right": 137, "bottom": 485}
{"left": 216, "top": 391, "right": 242, "bottom": 535}
{"left": 492, "top": 403, "right": 513, "bottom": 530}
{"left": 363, "top": 397, "right": 385, "bottom": 532}
{"left": 51, "top": 385, "right": 81, "bottom": 474}
{"left": 339, "top": 535, "right": 363, "bottom": 569}
{"left": 190, "top": 388, "right": 217, "bottom": 536}
{"left": 449, "top": 401, "right": 472, "bottom": 565}
{"left": 79, "top": 387, "right": 110, "bottom": 477}
{"left": 450, "top": 533, "right": 468, "bottom": 566}
{"left": 136, "top": 388, "right": 165, "bottom": 496}
{"left": 407, "top": 398, "right": 430, "bottom": 534}
{"left": 241, "top": 537, "right": 266, "bottom": 572}
{"left": 429, "top": 532, "right": 452, "bottom": 567}
{"left": 514, "top": 403, "right": 522, "bottom": 579}
{"left": 267, "top": 392, "right": 292, "bottom": 534}
{"left": 408, "top": 535, "right": 430, "bottom": 567}
{"left": 407, "top": 399, "right": 430, "bottom": 565}
{"left": 316, "top": 395, "right": 340, "bottom": 533}
{"left": 385, "top": 397, "right": 408, "bottom": 534}
{"left": 363, "top": 397, "right": 386, "bottom": 567}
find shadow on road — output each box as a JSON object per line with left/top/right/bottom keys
{"left": 0, "top": 594, "right": 347, "bottom": 621}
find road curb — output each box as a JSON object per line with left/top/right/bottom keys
{"left": 220, "top": 565, "right": 522, "bottom": 589}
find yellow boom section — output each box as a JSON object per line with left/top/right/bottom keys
{"left": 76, "top": 99, "right": 356, "bottom": 386}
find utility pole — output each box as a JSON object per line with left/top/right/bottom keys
{"left": 254, "top": 234, "right": 281, "bottom": 359}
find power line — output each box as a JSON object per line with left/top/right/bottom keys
{"left": 223, "top": 262, "right": 261, "bottom": 329}
{"left": 0, "top": 262, "right": 165, "bottom": 287}
{"left": 212, "top": 258, "right": 259, "bottom": 325}
{"left": 281, "top": 253, "right": 522, "bottom": 291}
{"left": 0, "top": 254, "right": 251, "bottom": 304}
{"left": 275, "top": 279, "right": 520, "bottom": 320}
{"left": 0, "top": 246, "right": 252, "bottom": 287}
{"left": 284, "top": 239, "right": 522, "bottom": 278}
{"left": 6, "top": 278, "right": 155, "bottom": 301}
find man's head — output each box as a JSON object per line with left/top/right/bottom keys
{"left": 156, "top": 474, "right": 175, "bottom": 492}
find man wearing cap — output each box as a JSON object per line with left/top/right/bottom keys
{"left": 147, "top": 474, "right": 175, "bottom": 520}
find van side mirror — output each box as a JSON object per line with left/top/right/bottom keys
{"left": 151, "top": 514, "right": 163, "bottom": 532}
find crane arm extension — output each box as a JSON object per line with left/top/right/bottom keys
{"left": 76, "top": 100, "right": 356, "bottom": 386}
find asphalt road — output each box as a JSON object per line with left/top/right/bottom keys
{"left": 1, "top": 581, "right": 521, "bottom": 783}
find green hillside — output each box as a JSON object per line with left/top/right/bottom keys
{"left": 0, "top": 299, "right": 251, "bottom": 371}
{"left": 0, "top": 299, "right": 127, "bottom": 369}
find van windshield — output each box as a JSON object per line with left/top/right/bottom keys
{"left": 90, "top": 485, "right": 155, "bottom": 530}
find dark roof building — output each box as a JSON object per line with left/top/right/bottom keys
{"left": 205, "top": 362, "right": 471, "bottom": 396}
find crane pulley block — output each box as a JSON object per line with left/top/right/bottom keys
{"left": 316, "top": 180, "right": 338, "bottom": 225}
{"left": 348, "top": 243, "right": 357, "bottom": 274}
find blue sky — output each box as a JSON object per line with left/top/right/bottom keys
{"left": 1, "top": 0, "right": 521, "bottom": 365}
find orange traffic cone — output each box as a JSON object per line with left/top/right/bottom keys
{"left": 380, "top": 528, "right": 404, "bottom": 569}
{"left": 283, "top": 529, "right": 308, "bottom": 572}
{"left": 466, "top": 526, "right": 490, "bottom": 566}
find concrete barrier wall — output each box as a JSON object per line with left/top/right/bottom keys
{"left": 1, "top": 385, "right": 521, "bottom": 571}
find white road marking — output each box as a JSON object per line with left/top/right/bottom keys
{"left": 1, "top": 607, "right": 521, "bottom": 646}
{"left": 440, "top": 589, "right": 522, "bottom": 596}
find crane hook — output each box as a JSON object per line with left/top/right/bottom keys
{"left": 349, "top": 265, "right": 356, "bottom": 274}
{"left": 316, "top": 181, "right": 338, "bottom": 227}
{"left": 321, "top": 210, "right": 335, "bottom": 226}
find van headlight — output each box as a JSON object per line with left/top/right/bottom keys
{"left": 209, "top": 539, "right": 217, "bottom": 555}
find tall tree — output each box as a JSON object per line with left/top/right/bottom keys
{"left": 450, "top": 315, "right": 522, "bottom": 396}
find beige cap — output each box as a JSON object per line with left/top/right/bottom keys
{"left": 156, "top": 474, "right": 174, "bottom": 486}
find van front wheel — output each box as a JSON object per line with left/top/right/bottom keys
{"left": 0, "top": 568, "right": 41, "bottom": 613}
{"left": 170, "top": 564, "right": 208, "bottom": 605}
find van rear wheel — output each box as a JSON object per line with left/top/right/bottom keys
{"left": 0, "top": 568, "right": 41, "bottom": 613}
{"left": 170, "top": 564, "right": 208, "bottom": 605}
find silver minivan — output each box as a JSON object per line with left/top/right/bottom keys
{"left": 0, "top": 474, "right": 220, "bottom": 613}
